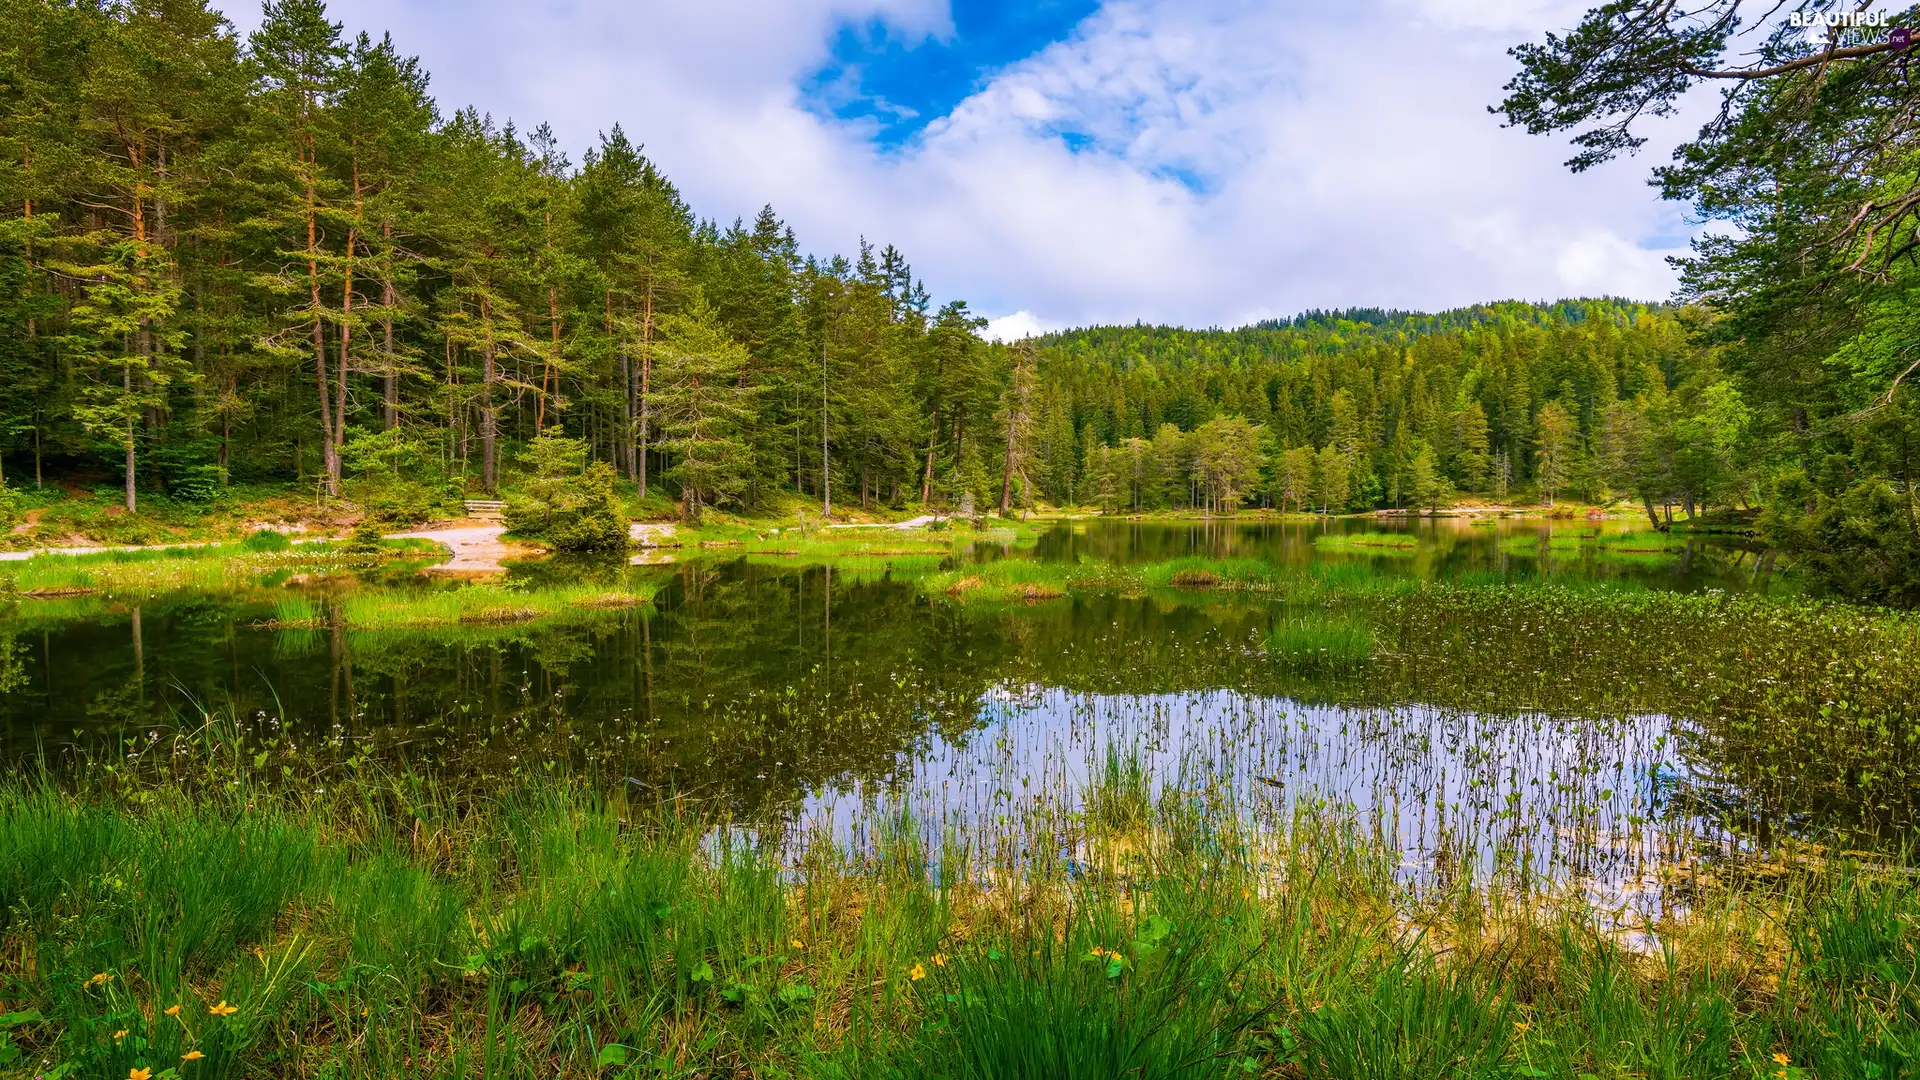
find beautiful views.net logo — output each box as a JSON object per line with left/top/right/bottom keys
{"left": 1788, "top": 10, "right": 1912, "bottom": 49}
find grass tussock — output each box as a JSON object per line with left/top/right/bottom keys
{"left": 0, "top": 739, "right": 1913, "bottom": 1080}
{"left": 335, "top": 582, "right": 658, "bottom": 629}
{"left": 1312, "top": 531, "right": 1420, "bottom": 553}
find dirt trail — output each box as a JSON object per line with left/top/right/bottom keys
{"left": 386, "top": 521, "right": 540, "bottom": 575}
{"left": 826, "top": 515, "right": 936, "bottom": 530}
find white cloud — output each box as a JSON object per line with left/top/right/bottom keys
{"left": 214, "top": 0, "right": 1711, "bottom": 330}
{"left": 983, "top": 310, "right": 1056, "bottom": 341}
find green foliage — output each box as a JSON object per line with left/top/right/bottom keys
{"left": 239, "top": 528, "right": 291, "bottom": 553}
{"left": 1499, "top": 1, "right": 1920, "bottom": 596}
{"left": 1764, "top": 471, "right": 1920, "bottom": 607}
{"left": 506, "top": 433, "right": 629, "bottom": 552}
{"left": 344, "top": 427, "right": 454, "bottom": 527}
{"left": 548, "top": 461, "right": 629, "bottom": 553}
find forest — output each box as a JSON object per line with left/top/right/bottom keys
{"left": 0, "top": 0, "right": 1915, "bottom": 599}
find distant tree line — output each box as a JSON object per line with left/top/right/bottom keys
{"left": 1032, "top": 302, "right": 1755, "bottom": 527}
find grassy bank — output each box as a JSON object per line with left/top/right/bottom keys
{"left": 0, "top": 742, "right": 1911, "bottom": 1079}
{"left": 0, "top": 534, "right": 441, "bottom": 597}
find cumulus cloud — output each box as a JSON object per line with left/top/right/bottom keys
{"left": 983, "top": 310, "right": 1057, "bottom": 342}
{"left": 216, "top": 0, "right": 1711, "bottom": 331}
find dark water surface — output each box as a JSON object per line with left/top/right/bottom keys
{"left": 5, "top": 516, "right": 1898, "bottom": 888}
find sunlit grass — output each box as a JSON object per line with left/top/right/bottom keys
{"left": 0, "top": 739, "right": 1911, "bottom": 1079}
{"left": 334, "top": 581, "right": 658, "bottom": 629}
{"left": 1312, "top": 530, "right": 1420, "bottom": 553}
{"left": 0, "top": 537, "right": 439, "bottom": 596}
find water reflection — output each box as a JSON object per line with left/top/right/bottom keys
{"left": 0, "top": 520, "right": 1897, "bottom": 880}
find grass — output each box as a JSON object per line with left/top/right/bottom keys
{"left": 1498, "top": 528, "right": 1687, "bottom": 558}
{"left": 922, "top": 557, "right": 1425, "bottom": 607}
{"left": 0, "top": 536, "right": 441, "bottom": 597}
{"left": 330, "top": 581, "right": 658, "bottom": 629}
{"left": 1312, "top": 531, "right": 1420, "bottom": 553}
{"left": 0, "top": 481, "right": 351, "bottom": 550}
{"left": 0, "top": 735, "right": 1913, "bottom": 1079}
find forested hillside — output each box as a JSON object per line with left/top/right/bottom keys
{"left": 1028, "top": 301, "right": 1745, "bottom": 523}
{"left": 0, "top": 0, "right": 1914, "bottom": 600}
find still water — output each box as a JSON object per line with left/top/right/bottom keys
{"left": 4, "top": 516, "right": 1900, "bottom": 886}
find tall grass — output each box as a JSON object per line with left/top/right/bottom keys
{"left": 335, "top": 580, "right": 657, "bottom": 628}
{"left": 0, "top": 738, "right": 1912, "bottom": 1079}
{"left": 1312, "top": 531, "right": 1420, "bottom": 553}
{"left": 0, "top": 538, "right": 439, "bottom": 596}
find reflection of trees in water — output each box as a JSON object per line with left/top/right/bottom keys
{"left": 0, "top": 556, "right": 1909, "bottom": 840}
{"left": 1032, "top": 519, "right": 1777, "bottom": 594}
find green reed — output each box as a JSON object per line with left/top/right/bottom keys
{"left": 333, "top": 581, "right": 658, "bottom": 629}
{"left": 1311, "top": 531, "right": 1421, "bottom": 553}
{"left": 1, "top": 726, "right": 1913, "bottom": 1080}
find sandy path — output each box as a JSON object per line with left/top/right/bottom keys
{"left": 826, "top": 514, "right": 936, "bottom": 530}
{"left": 386, "top": 522, "right": 536, "bottom": 575}
{"left": 629, "top": 522, "right": 677, "bottom": 545}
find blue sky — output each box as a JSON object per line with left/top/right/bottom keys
{"left": 802, "top": 1, "right": 1100, "bottom": 149}
{"left": 216, "top": 0, "right": 1711, "bottom": 338}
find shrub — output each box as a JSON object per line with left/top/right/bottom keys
{"left": 547, "top": 462, "right": 630, "bottom": 553}
{"left": 240, "top": 529, "right": 293, "bottom": 552}
{"left": 343, "top": 520, "right": 387, "bottom": 555}
{"left": 1764, "top": 471, "right": 1920, "bottom": 606}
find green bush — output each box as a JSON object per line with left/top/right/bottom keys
{"left": 1763, "top": 470, "right": 1920, "bottom": 606}
{"left": 240, "top": 529, "right": 293, "bottom": 553}
{"left": 0, "top": 480, "right": 18, "bottom": 533}
{"left": 507, "top": 432, "right": 629, "bottom": 553}
{"left": 344, "top": 427, "right": 454, "bottom": 527}
{"left": 548, "top": 462, "right": 629, "bottom": 553}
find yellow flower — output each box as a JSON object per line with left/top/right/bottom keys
{"left": 1513, "top": 1020, "right": 1531, "bottom": 1033}
{"left": 87, "top": 972, "right": 113, "bottom": 987}
{"left": 130, "top": 1069, "right": 152, "bottom": 1080}
{"left": 908, "top": 963, "right": 927, "bottom": 982}
{"left": 790, "top": 939, "right": 805, "bottom": 950}
{"left": 181, "top": 1050, "right": 205, "bottom": 1062}
{"left": 1773, "top": 1053, "right": 1791, "bottom": 1066}
{"left": 164, "top": 1004, "right": 181, "bottom": 1016}
{"left": 208, "top": 1000, "right": 238, "bottom": 1017}
{"left": 113, "top": 1029, "right": 128, "bottom": 1040}
{"left": 932, "top": 953, "right": 947, "bottom": 967}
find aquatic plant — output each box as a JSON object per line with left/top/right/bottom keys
{"left": 0, "top": 744, "right": 1910, "bottom": 1079}
{"left": 1312, "top": 531, "right": 1420, "bottom": 553}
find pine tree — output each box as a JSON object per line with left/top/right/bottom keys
{"left": 653, "top": 299, "right": 753, "bottom": 523}
{"left": 1536, "top": 400, "right": 1576, "bottom": 507}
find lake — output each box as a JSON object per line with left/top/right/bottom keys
{"left": 3, "top": 515, "right": 1909, "bottom": 897}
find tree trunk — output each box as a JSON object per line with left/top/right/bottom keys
{"left": 640, "top": 278, "right": 655, "bottom": 499}
{"left": 382, "top": 221, "right": 397, "bottom": 431}
{"left": 1000, "top": 407, "right": 1017, "bottom": 516}
{"left": 309, "top": 189, "right": 338, "bottom": 496}
{"left": 921, "top": 421, "right": 938, "bottom": 506}
{"left": 123, "top": 362, "right": 136, "bottom": 512}
{"left": 820, "top": 335, "right": 831, "bottom": 518}
{"left": 337, "top": 235, "right": 354, "bottom": 454}
{"left": 538, "top": 284, "right": 559, "bottom": 432}
{"left": 610, "top": 291, "right": 633, "bottom": 478}
{"left": 480, "top": 296, "right": 498, "bottom": 493}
